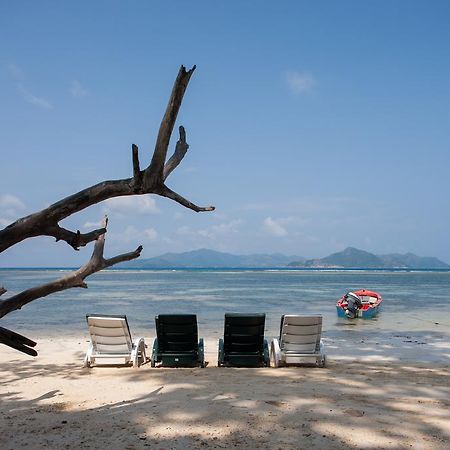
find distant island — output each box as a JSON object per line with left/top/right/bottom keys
{"left": 287, "top": 247, "right": 450, "bottom": 269}
{"left": 119, "top": 247, "right": 450, "bottom": 269}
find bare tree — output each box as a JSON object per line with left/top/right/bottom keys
{"left": 0, "top": 65, "right": 214, "bottom": 355}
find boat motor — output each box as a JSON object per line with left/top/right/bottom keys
{"left": 344, "top": 292, "right": 362, "bottom": 318}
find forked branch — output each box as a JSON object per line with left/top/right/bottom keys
{"left": 0, "top": 217, "right": 142, "bottom": 320}
{"left": 0, "top": 65, "right": 214, "bottom": 254}
{"left": 0, "top": 65, "right": 215, "bottom": 355}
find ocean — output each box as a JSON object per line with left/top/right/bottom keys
{"left": 1, "top": 268, "right": 450, "bottom": 362}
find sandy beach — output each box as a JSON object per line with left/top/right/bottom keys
{"left": 1, "top": 335, "right": 449, "bottom": 450}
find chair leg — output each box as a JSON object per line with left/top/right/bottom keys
{"left": 198, "top": 338, "right": 205, "bottom": 368}
{"left": 132, "top": 337, "right": 146, "bottom": 368}
{"left": 263, "top": 339, "right": 270, "bottom": 367}
{"left": 318, "top": 340, "right": 326, "bottom": 368}
{"left": 217, "top": 338, "right": 224, "bottom": 367}
{"left": 83, "top": 343, "right": 93, "bottom": 368}
{"left": 271, "top": 339, "right": 281, "bottom": 368}
{"left": 150, "top": 338, "right": 158, "bottom": 367}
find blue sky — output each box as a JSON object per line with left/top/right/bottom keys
{"left": 1, "top": 1, "right": 450, "bottom": 266}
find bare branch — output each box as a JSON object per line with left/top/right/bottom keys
{"left": 0, "top": 65, "right": 214, "bottom": 254}
{"left": 161, "top": 185, "right": 215, "bottom": 213}
{"left": 132, "top": 144, "right": 143, "bottom": 190}
{"left": 164, "top": 126, "right": 189, "bottom": 180}
{"left": 0, "top": 66, "right": 215, "bottom": 356}
{"left": 0, "top": 218, "right": 143, "bottom": 320}
{"left": 0, "top": 327, "right": 37, "bottom": 356}
{"left": 0, "top": 179, "right": 132, "bottom": 253}
{"left": 144, "top": 65, "right": 196, "bottom": 188}
{"left": 47, "top": 224, "right": 107, "bottom": 250}
{"left": 104, "top": 246, "right": 143, "bottom": 268}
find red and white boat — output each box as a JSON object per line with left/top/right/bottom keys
{"left": 336, "top": 289, "right": 383, "bottom": 318}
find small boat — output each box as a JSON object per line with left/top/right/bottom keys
{"left": 336, "top": 289, "right": 383, "bottom": 319}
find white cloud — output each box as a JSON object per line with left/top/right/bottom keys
{"left": 176, "top": 225, "right": 192, "bottom": 236}
{"left": 107, "top": 225, "right": 158, "bottom": 246}
{"left": 16, "top": 83, "right": 52, "bottom": 109}
{"left": 122, "top": 225, "right": 140, "bottom": 242}
{"left": 143, "top": 227, "right": 158, "bottom": 241}
{"left": 104, "top": 196, "right": 160, "bottom": 216}
{"left": 198, "top": 220, "right": 242, "bottom": 240}
{"left": 0, "top": 217, "right": 11, "bottom": 227}
{"left": 0, "top": 194, "right": 25, "bottom": 211}
{"left": 69, "top": 80, "right": 88, "bottom": 98}
{"left": 83, "top": 220, "right": 102, "bottom": 229}
{"left": 284, "top": 71, "right": 316, "bottom": 94}
{"left": 0, "top": 193, "right": 25, "bottom": 217}
{"left": 0, "top": 194, "right": 26, "bottom": 228}
{"left": 7, "top": 64, "right": 53, "bottom": 109}
{"left": 7, "top": 63, "right": 25, "bottom": 81}
{"left": 262, "top": 217, "right": 288, "bottom": 237}
{"left": 176, "top": 220, "right": 242, "bottom": 241}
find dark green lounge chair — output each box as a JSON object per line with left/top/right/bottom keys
{"left": 151, "top": 314, "right": 205, "bottom": 367}
{"left": 218, "top": 313, "right": 269, "bottom": 367}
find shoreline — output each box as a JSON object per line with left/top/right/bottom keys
{"left": 1, "top": 337, "right": 450, "bottom": 449}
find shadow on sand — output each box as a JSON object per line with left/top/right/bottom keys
{"left": 1, "top": 340, "right": 449, "bottom": 450}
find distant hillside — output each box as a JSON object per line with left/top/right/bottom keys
{"left": 288, "top": 247, "right": 450, "bottom": 269}
{"left": 120, "top": 248, "right": 306, "bottom": 268}
{"left": 377, "top": 252, "right": 449, "bottom": 269}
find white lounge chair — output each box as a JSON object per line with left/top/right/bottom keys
{"left": 270, "top": 315, "right": 326, "bottom": 368}
{"left": 84, "top": 314, "right": 147, "bottom": 368}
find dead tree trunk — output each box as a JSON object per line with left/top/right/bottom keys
{"left": 0, "top": 65, "right": 214, "bottom": 355}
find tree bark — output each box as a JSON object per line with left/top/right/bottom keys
{"left": 0, "top": 65, "right": 215, "bottom": 355}
{"left": 0, "top": 65, "right": 214, "bottom": 254}
{"left": 0, "top": 217, "right": 142, "bottom": 319}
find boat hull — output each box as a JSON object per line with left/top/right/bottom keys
{"left": 336, "top": 304, "right": 381, "bottom": 318}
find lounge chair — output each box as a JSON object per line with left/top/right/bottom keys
{"left": 151, "top": 314, "right": 205, "bottom": 367}
{"left": 270, "top": 315, "right": 326, "bottom": 367}
{"left": 84, "top": 314, "right": 147, "bottom": 368}
{"left": 218, "top": 313, "right": 269, "bottom": 367}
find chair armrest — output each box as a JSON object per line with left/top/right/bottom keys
{"left": 218, "top": 338, "right": 224, "bottom": 366}
{"left": 318, "top": 340, "right": 326, "bottom": 367}
{"left": 263, "top": 339, "right": 270, "bottom": 367}
{"left": 131, "top": 337, "right": 146, "bottom": 368}
{"left": 83, "top": 342, "right": 94, "bottom": 368}
{"left": 198, "top": 338, "right": 205, "bottom": 367}
{"left": 151, "top": 338, "right": 158, "bottom": 367}
{"left": 270, "top": 338, "right": 281, "bottom": 368}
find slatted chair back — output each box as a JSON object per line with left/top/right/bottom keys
{"left": 155, "top": 314, "right": 198, "bottom": 354}
{"left": 86, "top": 315, "right": 133, "bottom": 355}
{"left": 223, "top": 313, "right": 265, "bottom": 356}
{"left": 279, "top": 315, "right": 322, "bottom": 354}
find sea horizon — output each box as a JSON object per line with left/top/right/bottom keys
{"left": 1, "top": 266, "right": 450, "bottom": 272}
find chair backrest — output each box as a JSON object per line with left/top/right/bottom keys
{"left": 223, "top": 313, "right": 265, "bottom": 355}
{"left": 155, "top": 314, "right": 198, "bottom": 353}
{"left": 279, "top": 315, "right": 322, "bottom": 354}
{"left": 86, "top": 314, "right": 133, "bottom": 354}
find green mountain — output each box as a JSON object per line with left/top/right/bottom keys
{"left": 288, "top": 247, "right": 450, "bottom": 269}
{"left": 120, "top": 248, "right": 305, "bottom": 268}
{"left": 118, "top": 247, "right": 449, "bottom": 269}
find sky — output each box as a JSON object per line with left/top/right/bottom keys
{"left": 1, "top": 1, "right": 450, "bottom": 267}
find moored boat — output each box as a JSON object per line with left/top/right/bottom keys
{"left": 336, "top": 289, "right": 382, "bottom": 318}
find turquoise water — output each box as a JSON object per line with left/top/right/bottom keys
{"left": 1, "top": 269, "right": 450, "bottom": 362}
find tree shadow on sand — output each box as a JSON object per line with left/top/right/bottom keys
{"left": 1, "top": 345, "right": 450, "bottom": 450}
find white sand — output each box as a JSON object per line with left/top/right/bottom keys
{"left": 1, "top": 336, "right": 450, "bottom": 449}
